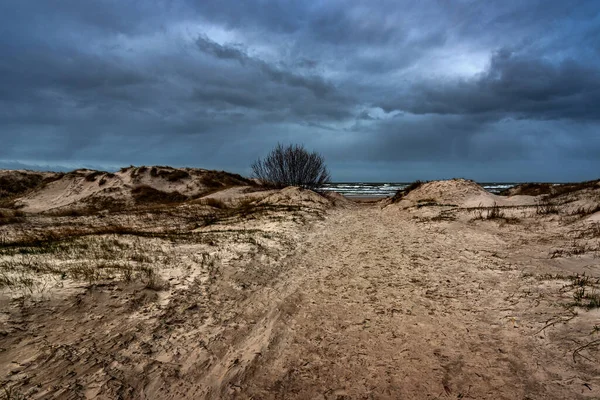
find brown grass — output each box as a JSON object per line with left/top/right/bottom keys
{"left": 45, "top": 196, "right": 127, "bottom": 216}
{"left": 200, "top": 170, "right": 253, "bottom": 188}
{"left": 132, "top": 185, "right": 187, "bottom": 204}
{"left": 536, "top": 198, "right": 559, "bottom": 215}
{"left": 0, "top": 172, "right": 62, "bottom": 205}
{"left": 200, "top": 198, "right": 228, "bottom": 209}
{"left": 499, "top": 180, "right": 600, "bottom": 199}
{"left": 547, "top": 180, "right": 600, "bottom": 199}
{"left": 570, "top": 204, "right": 600, "bottom": 217}
{"left": 158, "top": 169, "right": 190, "bottom": 182}
{"left": 0, "top": 210, "right": 25, "bottom": 225}
{"left": 84, "top": 171, "right": 104, "bottom": 182}
{"left": 499, "top": 183, "right": 553, "bottom": 196}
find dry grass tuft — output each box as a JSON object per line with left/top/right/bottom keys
{"left": 536, "top": 198, "right": 559, "bottom": 215}
{"left": 391, "top": 180, "right": 425, "bottom": 203}
{"left": 570, "top": 204, "right": 600, "bottom": 217}
{"left": 565, "top": 274, "right": 600, "bottom": 309}
{"left": 550, "top": 241, "right": 599, "bottom": 258}
{"left": 471, "top": 203, "right": 503, "bottom": 220}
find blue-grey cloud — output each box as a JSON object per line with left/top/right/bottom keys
{"left": 0, "top": 0, "right": 599, "bottom": 181}
{"left": 380, "top": 49, "right": 600, "bottom": 121}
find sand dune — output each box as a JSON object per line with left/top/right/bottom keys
{"left": 1, "top": 172, "right": 600, "bottom": 399}
{"left": 10, "top": 166, "right": 251, "bottom": 213}
{"left": 387, "top": 178, "right": 538, "bottom": 208}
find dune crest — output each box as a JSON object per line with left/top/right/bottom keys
{"left": 388, "top": 178, "right": 538, "bottom": 208}
{"left": 10, "top": 166, "right": 251, "bottom": 213}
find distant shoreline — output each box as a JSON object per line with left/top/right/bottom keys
{"left": 321, "top": 182, "right": 525, "bottom": 197}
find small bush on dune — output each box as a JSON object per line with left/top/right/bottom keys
{"left": 252, "top": 144, "right": 330, "bottom": 190}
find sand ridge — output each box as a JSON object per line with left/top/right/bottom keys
{"left": 388, "top": 178, "right": 538, "bottom": 208}
{"left": 11, "top": 166, "right": 251, "bottom": 213}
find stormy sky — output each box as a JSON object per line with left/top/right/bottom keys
{"left": 1, "top": 1, "right": 599, "bottom": 181}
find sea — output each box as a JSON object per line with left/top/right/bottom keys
{"left": 320, "top": 182, "right": 517, "bottom": 197}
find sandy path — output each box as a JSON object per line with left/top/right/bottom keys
{"left": 229, "top": 204, "right": 597, "bottom": 399}
{"left": 2, "top": 201, "right": 599, "bottom": 399}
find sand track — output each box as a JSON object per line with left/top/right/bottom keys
{"left": 230, "top": 205, "right": 599, "bottom": 399}
{"left": 1, "top": 200, "right": 600, "bottom": 399}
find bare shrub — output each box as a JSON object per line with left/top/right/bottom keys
{"left": 251, "top": 144, "right": 330, "bottom": 190}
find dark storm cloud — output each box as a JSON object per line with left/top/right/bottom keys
{"left": 195, "top": 35, "right": 334, "bottom": 97}
{"left": 381, "top": 49, "right": 600, "bottom": 121}
{"left": 1, "top": 0, "right": 600, "bottom": 180}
